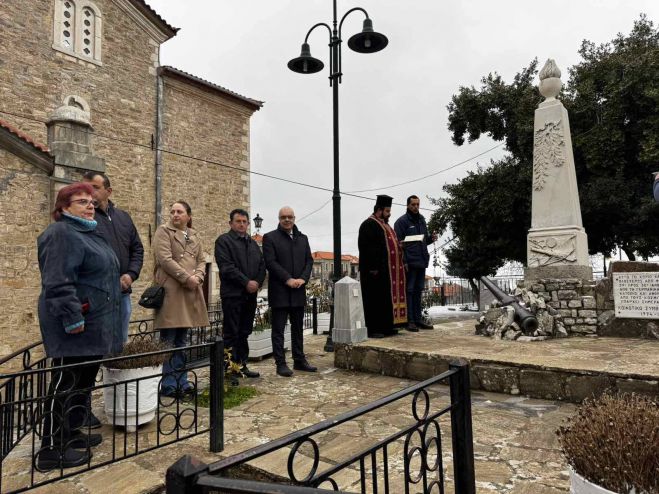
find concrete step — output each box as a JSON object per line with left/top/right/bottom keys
{"left": 333, "top": 319, "right": 659, "bottom": 403}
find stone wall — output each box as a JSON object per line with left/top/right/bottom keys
{"left": 478, "top": 262, "right": 659, "bottom": 340}
{"left": 160, "top": 75, "right": 254, "bottom": 302}
{"left": 0, "top": 150, "right": 51, "bottom": 353}
{"left": 522, "top": 278, "right": 599, "bottom": 336}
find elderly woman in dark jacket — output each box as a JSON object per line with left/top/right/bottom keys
{"left": 36, "top": 182, "right": 122, "bottom": 471}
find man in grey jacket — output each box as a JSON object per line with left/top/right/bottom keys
{"left": 215, "top": 209, "right": 266, "bottom": 380}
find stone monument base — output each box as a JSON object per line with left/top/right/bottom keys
{"left": 525, "top": 264, "right": 593, "bottom": 282}
{"left": 526, "top": 227, "right": 591, "bottom": 281}
{"left": 333, "top": 326, "right": 368, "bottom": 344}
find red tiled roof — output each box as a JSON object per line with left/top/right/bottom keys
{"left": 312, "top": 251, "right": 359, "bottom": 263}
{"left": 0, "top": 117, "right": 50, "bottom": 155}
{"left": 159, "top": 66, "right": 263, "bottom": 111}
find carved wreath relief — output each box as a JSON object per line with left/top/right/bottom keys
{"left": 533, "top": 120, "right": 565, "bottom": 191}
{"left": 528, "top": 234, "right": 576, "bottom": 267}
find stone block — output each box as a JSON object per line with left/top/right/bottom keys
{"left": 570, "top": 325, "right": 597, "bottom": 334}
{"left": 548, "top": 301, "right": 560, "bottom": 309}
{"left": 565, "top": 374, "right": 614, "bottom": 402}
{"left": 558, "top": 309, "right": 572, "bottom": 317}
{"left": 584, "top": 318, "right": 598, "bottom": 325}
{"left": 567, "top": 300, "right": 582, "bottom": 308}
{"left": 531, "top": 284, "right": 545, "bottom": 292}
{"left": 576, "top": 318, "right": 584, "bottom": 324}
{"left": 472, "top": 364, "right": 520, "bottom": 395}
{"left": 379, "top": 351, "right": 406, "bottom": 377}
{"left": 610, "top": 260, "right": 659, "bottom": 273}
{"left": 545, "top": 283, "right": 559, "bottom": 291}
{"left": 404, "top": 355, "right": 441, "bottom": 381}
{"left": 563, "top": 318, "right": 575, "bottom": 325}
{"left": 571, "top": 309, "right": 578, "bottom": 317}
{"left": 582, "top": 296, "right": 596, "bottom": 309}
{"left": 582, "top": 308, "right": 599, "bottom": 318}
{"left": 519, "top": 370, "right": 564, "bottom": 400}
{"left": 558, "top": 290, "right": 578, "bottom": 300}
{"left": 615, "top": 378, "right": 658, "bottom": 398}
{"left": 559, "top": 301, "right": 568, "bottom": 308}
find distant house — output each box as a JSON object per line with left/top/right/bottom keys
{"left": 311, "top": 251, "right": 359, "bottom": 287}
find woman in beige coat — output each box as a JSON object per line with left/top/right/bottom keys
{"left": 153, "top": 200, "right": 209, "bottom": 396}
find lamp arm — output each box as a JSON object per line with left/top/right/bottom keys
{"left": 304, "top": 22, "right": 332, "bottom": 43}
{"left": 338, "top": 7, "right": 369, "bottom": 37}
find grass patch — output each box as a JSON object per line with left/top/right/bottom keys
{"left": 198, "top": 385, "right": 259, "bottom": 409}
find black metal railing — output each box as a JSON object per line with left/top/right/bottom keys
{"left": 0, "top": 311, "right": 225, "bottom": 494}
{"left": 166, "top": 362, "right": 475, "bottom": 494}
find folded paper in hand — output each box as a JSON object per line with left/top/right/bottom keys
{"left": 402, "top": 234, "right": 424, "bottom": 243}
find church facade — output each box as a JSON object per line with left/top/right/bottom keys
{"left": 0, "top": 0, "right": 262, "bottom": 354}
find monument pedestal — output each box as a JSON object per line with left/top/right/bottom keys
{"left": 332, "top": 276, "right": 368, "bottom": 344}
{"left": 526, "top": 226, "right": 592, "bottom": 281}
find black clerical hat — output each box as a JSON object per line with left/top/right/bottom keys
{"left": 375, "top": 195, "right": 393, "bottom": 208}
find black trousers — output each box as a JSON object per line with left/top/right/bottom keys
{"left": 222, "top": 295, "right": 257, "bottom": 365}
{"left": 41, "top": 356, "right": 100, "bottom": 448}
{"left": 271, "top": 307, "right": 305, "bottom": 366}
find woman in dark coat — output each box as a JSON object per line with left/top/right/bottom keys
{"left": 36, "top": 182, "right": 121, "bottom": 471}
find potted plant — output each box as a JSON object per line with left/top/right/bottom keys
{"left": 557, "top": 393, "right": 658, "bottom": 494}
{"left": 248, "top": 306, "right": 291, "bottom": 358}
{"left": 102, "top": 338, "right": 170, "bottom": 431}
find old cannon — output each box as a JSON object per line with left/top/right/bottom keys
{"left": 480, "top": 276, "right": 538, "bottom": 333}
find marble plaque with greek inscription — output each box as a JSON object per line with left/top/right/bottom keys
{"left": 613, "top": 272, "right": 659, "bottom": 319}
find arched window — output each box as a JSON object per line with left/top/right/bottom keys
{"left": 53, "top": 0, "right": 102, "bottom": 64}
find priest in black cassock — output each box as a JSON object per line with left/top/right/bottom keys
{"left": 358, "top": 195, "right": 407, "bottom": 338}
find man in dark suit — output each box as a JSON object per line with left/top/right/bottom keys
{"left": 215, "top": 209, "right": 266, "bottom": 382}
{"left": 262, "top": 206, "right": 316, "bottom": 377}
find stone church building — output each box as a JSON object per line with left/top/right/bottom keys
{"left": 0, "top": 0, "right": 262, "bottom": 354}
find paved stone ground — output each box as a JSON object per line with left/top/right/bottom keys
{"left": 5, "top": 329, "right": 576, "bottom": 494}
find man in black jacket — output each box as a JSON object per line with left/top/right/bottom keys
{"left": 214, "top": 209, "right": 266, "bottom": 380}
{"left": 83, "top": 171, "right": 144, "bottom": 429}
{"left": 83, "top": 172, "right": 144, "bottom": 342}
{"left": 394, "top": 195, "right": 436, "bottom": 332}
{"left": 263, "top": 206, "right": 316, "bottom": 377}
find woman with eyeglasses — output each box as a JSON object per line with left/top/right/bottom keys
{"left": 153, "top": 200, "right": 209, "bottom": 397}
{"left": 36, "top": 182, "right": 122, "bottom": 471}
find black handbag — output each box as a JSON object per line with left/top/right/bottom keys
{"left": 138, "top": 284, "right": 165, "bottom": 309}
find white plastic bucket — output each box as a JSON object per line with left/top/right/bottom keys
{"left": 102, "top": 365, "right": 162, "bottom": 428}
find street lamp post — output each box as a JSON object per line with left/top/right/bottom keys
{"left": 288, "top": 0, "right": 388, "bottom": 352}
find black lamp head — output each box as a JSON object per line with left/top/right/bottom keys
{"left": 347, "top": 18, "right": 388, "bottom": 53}
{"left": 253, "top": 213, "right": 263, "bottom": 229}
{"left": 288, "top": 43, "right": 324, "bottom": 74}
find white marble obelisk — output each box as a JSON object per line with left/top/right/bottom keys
{"left": 526, "top": 59, "right": 592, "bottom": 280}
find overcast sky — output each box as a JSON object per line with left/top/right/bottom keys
{"left": 148, "top": 0, "right": 658, "bottom": 270}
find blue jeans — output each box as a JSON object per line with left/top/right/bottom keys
{"left": 406, "top": 267, "right": 426, "bottom": 324}
{"left": 121, "top": 293, "right": 132, "bottom": 343}
{"left": 159, "top": 328, "right": 190, "bottom": 394}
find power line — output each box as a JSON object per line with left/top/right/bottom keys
{"left": 0, "top": 109, "right": 434, "bottom": 211}
{"left": 297, "top": 198, "right": 332, "bottom": 222}
{"left": 345, "top": 143, "right": 504, "bottom": 193}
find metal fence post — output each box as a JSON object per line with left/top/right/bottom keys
{"left": 312, "top": 297, "right": 318, "bottom": 335}
{"left": 209, "top": 336, "right": 224, "bottom": 453}
{"left": 449, "top": 361, "right": 475, "bottom": 494}
{"left": 166, "top": 454, "right": 208, "bottom": 494}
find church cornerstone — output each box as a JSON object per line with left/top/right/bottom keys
{"left": 525, "top": 59, "right": 591, "bottom": 281}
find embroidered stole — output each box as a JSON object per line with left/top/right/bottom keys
{"left": 369, "top": 216, "right": 407, "bottom": 325}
